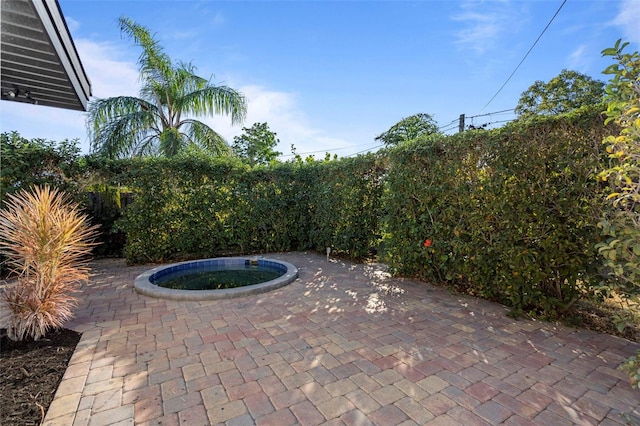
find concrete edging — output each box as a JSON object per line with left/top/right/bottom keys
{"left": 134, "top": 257, "right": 298, "bottom": 301}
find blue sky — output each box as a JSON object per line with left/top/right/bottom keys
{"left": 1, "top": 0, "right": 639, "bottom": 159}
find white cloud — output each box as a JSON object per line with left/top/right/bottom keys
{"left": 212, "top": 12, "right": 225, "bottom": 27}
{"left": 567, "top": 44, "right": 587, "bottom": 70}
{"left": 0, "top": 102, "right": 86, "bottom": 144}
{"left": 452, "top": 1, "right": 521, "bottom": 55}
{"left": 205, "top": 85, "right": 353, "bottom": 158}
{"left": 0, "top": 37, "right": 356, "bottom": 158}
{"left": 75, "top": 36, "right": 355, "bottom": 158}
{"left": 453, "top": 12, "right": 501, "bottom": 54}
{"left": 614, "top": 0, "right": 640, "bottom": 44}
{"left": 75, "top": 39, "right": 140, "bottom": 99}
{"left": 65, "top": 16, "right": 80, "bottom": 33}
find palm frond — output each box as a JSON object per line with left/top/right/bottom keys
{"left": 118, "top": 15, "right": 173, "bottom": 83}
{"left": 87, "top": 96, "right": 155, "bottom": 132}
{"left": 181, "top": 84, "right": 247, "bottom": 125}
{"left": 180, "top": 119, "right": 232, "bottom": 156}
{"left": 88, "top": 17, "right": 247, "bottom": 158}
{"left": 158, "top": 127, "right": 187, "bottom": 157}
{"left": 87, "top": 96, "right": 161, "bottom": 158}
{"left": 96, "top": 117, "right": 160, "bottom": 158}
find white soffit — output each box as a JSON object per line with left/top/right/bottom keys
{"left": 1, "top": 0, "right": 92, "bottom": 111}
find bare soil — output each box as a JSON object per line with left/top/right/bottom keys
{"left": 0, "top": 328, "right": 81, "bottom": 425}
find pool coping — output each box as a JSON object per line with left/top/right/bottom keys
{"left": 133, "top": 257, "right": 299, "bottom": 301}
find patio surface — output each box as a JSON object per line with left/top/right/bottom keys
{"left": 19, "top": 252, "right": 640, "bottom": 425}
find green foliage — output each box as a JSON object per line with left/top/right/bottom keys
{"left": 383, "top": 107, "right": 613, "bottom": 316}
{"left": 84, "top": 184, "right": 130, "bottom": 257}
{"left": 596, "top": 39, "right": 640, "bottom": 385}
{"left": 0, "top": 132, "right": 137, "bottom": 258}
{"left": 1, "top": 131, "right": 84, "bottom": 203}
{"left": 232, "top": 122, "right": 282, "bottom": 166}
{"left": 375, "top": 113, "right": 440, "bottom": 146}
{"left": 619, "top": 349, "right": 640, "bottom": 388}
{"left": 515, "top": 69, "right": 605, "bottom": 118}
{"left": 301, "top": 155, "right": 387, "bottom": 258}
{"left": 87, "top": 16, "right": 247, "bottom": 159}
{"left": 596, "top": 39, "right": 640, "bottom": 295}
{"left": 105, "top": 105, "right": 618, "bottom": 319}
{"left": 112, "top": 153, "right": 385, "bottom": 263}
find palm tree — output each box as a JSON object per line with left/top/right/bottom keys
{"left": 87, "top": 16, "right": 247, "bottom": 158}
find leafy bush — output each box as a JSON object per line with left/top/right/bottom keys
{"left": 597, "top": 39, "right": 640, "bottom": 388}
{"left": 383, "top": 106, "right": 615, "bottom": 316}
{"left": 620, "top": 349, "right": 640, "bottom": 388}
{"left": 0, "top": 133, "right": 93, "bottom": 275}
{"left": 0, "top": 186, "right": 98, "bottom": 341}
{"left": 112, "top": 153, "right": 385, "bottom": 263}
{"left": 112, "top": 109, "right": 614, "bottom": 319}
{"left": 0, "top": 132, "right": 84, "bottom": 203}
{"left": 597, "top": 39, "right": 640, "bottom": 298}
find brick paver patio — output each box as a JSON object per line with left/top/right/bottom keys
{"left": 10, "top": 252, "right": 638, "bottom": 425}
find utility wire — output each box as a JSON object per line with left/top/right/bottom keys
{"left": 279, "top": 141, "right": 381, "bottom": 158}
{"left": 473, "top": 119, "right": 516, "bottom": 129}
{"left": 438, "top": 119, "right": 459, "bottom": 131}
{"left": 346, "top": 143, "right": 386, "bottom": 157}
{"left": 480, "top": 0, "right": 567, "bottom": 111}
{"left": 282, "top": 112, "right": 511, "bottom": 159}
{"left": 282, "top": 118, "right": 461, "bottom": 158}
{"left": 439, "top": 124, "right": 459, "bottom": 133}
{"left": 467, "top": 108, "right": 514, "bottom": 119}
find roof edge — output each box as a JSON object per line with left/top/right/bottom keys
{"left": 31, "top": 0, "right": 92, "bottom": 110}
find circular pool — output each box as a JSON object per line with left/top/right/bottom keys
{"left": 134, "top": 257, "right": 298, "bottom": 301}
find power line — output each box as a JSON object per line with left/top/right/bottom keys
{"left": 279, "top": 141, "right": 381, "bottom": 158}
{"left": 439, "top": 124, "right": 459, "bottom": 133}
{"left": 467, "top": 109, "right": 514, "bottom": 119}
{"left": 281, "top": 118, "right": 461, "bottom": 158}
{"left": 280, "top": 111, "right": 511, "bottom": 159}
{"left": 470, "top": 119, "right": 516, "bottom": 130}
{"left": 457, "top": 107, "right": 517, "bottom": 133}
{"left": 480, "top": 0, "right": 567, "bottom": 111}
{"left": 438, "top": 119, "right": 459, "bottom": 131}
{"left": 346, "top": 143, "right": 386, "bottom": 157}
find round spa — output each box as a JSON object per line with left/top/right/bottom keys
{"left": 134, "top": 257, "right": 298, "bottom": 301}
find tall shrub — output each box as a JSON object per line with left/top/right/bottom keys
{"left": 383, "top": 107, "right": 613, "bottom": 316}
{"left": 596, "top": 39, "right": 640, "bottom": 388}
{"left": 303, "top": 155, "right": 386, "bottom": 258}
{"left": 597, "top": 39, "right": 640, "bottom": 297}
{"left": 0, "top": 132, "right": 84, "bottom": 203}
{"left": 113, "top": 153, "right": 385, "bottom": 263}
{"left": 113, "top": 156, "right": 246, "bottom": 262}
{"left": 0, "top": 186, "right": 98, "bottom": 341}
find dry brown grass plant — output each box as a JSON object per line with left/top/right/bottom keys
{"left": 0, "top": 186, "right": 98, "bottom": 341}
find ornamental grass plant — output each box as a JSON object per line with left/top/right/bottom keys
{"left": 0, "top": 185, "right": 98, "bottom": 341}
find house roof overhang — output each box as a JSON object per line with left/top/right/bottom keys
{"left": 1, "top": 0, "right": 92, "bottom": 111}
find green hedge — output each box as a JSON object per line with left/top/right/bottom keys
{"left": 112, "top": 153, "right": 385, "bottom": 263}
{"left": 383, "top": 106, "right": 616, "bottom": 316}
{"left": 0, "top": 132, "right": 85, "bottom": 203}
{"left": 4, "top": 107, "right": 621, "bottom": 316}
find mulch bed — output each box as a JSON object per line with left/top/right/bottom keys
{"left": 0, "top": 328, "right": 81, "bottom": 425}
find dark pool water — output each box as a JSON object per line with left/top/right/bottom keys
{"left": 154, "top": 264, "right": 284, "bottom": 290}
